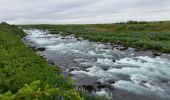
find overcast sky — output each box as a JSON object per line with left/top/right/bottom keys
{"left": 0, "top": 0, "right": 170, "bottom": 24}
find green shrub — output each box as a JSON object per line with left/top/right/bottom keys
{"left": 0, "top": 80, "right": 83, "bottom": 100}
{"left": 0, "top": 23, "right": 85, "bottom": 99}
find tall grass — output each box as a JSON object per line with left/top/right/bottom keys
{"left": 20, "top": 21, "right": 170, "bottom": 52}
{"left": 0, "top": 23, "right": 104, "bottom": 100}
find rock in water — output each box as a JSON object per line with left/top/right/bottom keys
{"left": 152, "top": 51, "right": 161, "bottom": 56}
{"left": 67, "top": 67, "right": 80, "bottom": 72}
{"left": 112, "top": 59, "right": 116, "bottom": 62}
{"left": 82, "top": 85, "right": 94, "bottom": 92}
{"left": 113, "top": 45, "right": 128, "bottom": 51}
{"left": 37, "top": 47, "right": 46, "bottom": 51}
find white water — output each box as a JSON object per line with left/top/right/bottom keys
{"left": 24, "top": 29, "right": 170, "bottom": 100}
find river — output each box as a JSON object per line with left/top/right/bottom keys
{"left": 23, "top": 29, "right": 170, "bottom": 100}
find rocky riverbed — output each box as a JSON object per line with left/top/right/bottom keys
{"left": 23, "top": 29, "right": 170, "bottom": 100}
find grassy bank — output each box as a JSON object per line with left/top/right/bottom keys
{"left": 0, "top": 23, "right": 104, "bottom": 99}
{"left": 21, "top": 21, "right": 170, "bottom": 53}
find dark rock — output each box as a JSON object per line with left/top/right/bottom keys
{"left": 113, "top": 45, "right": 128, "bottom": 51}
{"left": 98, "top": 84, "right": 106, "bottom": 89}
{"left": 108, "top": 80, "right": 115, "bottom": 84}
{"left": 82, "top": 85, "right": 94, "bottom": 92}
{"left": 48, "top": 60, "right": 55, "bottom": 65}
{"left": 134, "top": 48, "right": 140, "bottom": 51}
{"left": 37, "top": 47, "right": 46, "bottom": 51}
{"left": 77, "top": 38, "right": 81, "bottom": 41}
{"left": 141, "top": 80, "right": 147, "bottom": 83}
{"left": 161, "top": 79, "right": 168, "bottom": 83}
{"left": 97, "top": 84, "right": 112, "bottom": 89}
{"left": 82, "top": 69, "right": 89, "bottom": 72}
{"left": 112, "top": 59, "right": 116, "bottom": 62}
{"left": 101, "top": 67, "right": 109, "bottom": 71}
{"left": 103, "top": 47, "right": 110, "bottom": 49}
{"left": 95, "top": 81, "right": 101, "bottom": 85}
{"left": 152, "top": 51, "right": 162, "bottom": 56}
{"left": 68, "top": 67, "right": 80, "bottom": 72}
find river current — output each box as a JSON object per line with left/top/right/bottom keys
{"left": 23, "top": 29, "right": 170, "bottom": 100}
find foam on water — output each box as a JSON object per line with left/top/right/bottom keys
{"left": 95, "top": 89, "right": 110, "bottom": 97}
{"left": 24, "top": 29, "right": 170, "bottom": 100}
{"left": 96, "top": 58, "right": 114, "bottom": 65}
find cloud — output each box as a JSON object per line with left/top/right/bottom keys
{"left": 0, "top": 0, "right": 170, "bottom": 24}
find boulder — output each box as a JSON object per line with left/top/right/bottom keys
{"left": 116, "top": 46, "right": 128, "bottom": 51}
{"left": 82, "top": 85, "right": 94, "bottom": 92}
{"left": 152, "top": 51, "right": 161, "bottom": 56}
{"left": 112, "top": 59, "right": 116, "bottom": 62}
{"left": 37, "top": 47, "right": 46, "bottom": 51}
{"left": 77, "top": 38, "right": 82, "bottom": 41}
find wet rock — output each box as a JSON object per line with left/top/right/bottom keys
{"left": 103, "top": 47, "right": 110, "bottom": 49}
{"left": 112, "top": 59, "right": 116, "bottom": 62}
{"left": 102, "top": 67, "right": 109, "bottom": 71}
{"left": 152, "top": 51, "right": 162, "bottom": 56}
{"left": 108, "top": 80, "right": 115, "bottom": 84}
{"left": 48, "top": 59, "right": 55, "bottom": 65}
{"left": 134, "top": 48, "right": 141, "bottom": 52}
{"left": 77, "top": 38, "right": 82, "bottom": 41}
{"left": 82, "top": 69, "right": 89, "bottom": 72}
{"left": 161, "top": 79, "right": 168, "bottom": 83}
{"left": 141, "top": 80, "right": 147, "bottom": 83}
{"left": 97, "top": 83, "right": 112, "bottom": 89}
{"left": 113, "top": 45, "right": 128, "bottom": 51}
{"left": 82, "top": 85, "right": 94, "bottom": 92}
{"left": 68, "top": 67, "right": 80, "bottom": 72}
{"left": 37, "top": 47, "right": 46, "bottom": 51}
{"left": 95, "top": 81, "right": 101, "bottom": 85}
{"left": 61, "top": 37, "right": 65, "bottom": 39}
{"left": 97, "top": 84, "right": 106, "bottom": 89}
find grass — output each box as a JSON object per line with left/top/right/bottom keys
{"left": 20, "top": 21, "right": 170, "bottom": 53}
{"left": 0, "top": 23, "right": 105, "bottom": 100}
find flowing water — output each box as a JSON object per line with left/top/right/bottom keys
{"left": 23, "top": 29, "right": 170, "bottom": 100}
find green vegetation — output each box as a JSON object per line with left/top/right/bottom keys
{"left": 0, "top": 23, "right": 105, "bottom": 100}
{"left": 0, "top": 80, "right": 82, "bottom": 100}
{"left": 21, "top": 21, "right": 170, "bottom": 52}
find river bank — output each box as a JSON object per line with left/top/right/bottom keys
{"left": 23, "top": 29, "right": 170, "bottom": 100}
{"left": 20, "top": 21, "right": 170, "bottom": 53}
{"left": 0, "top": 23, "right": 104, "bottom": 100}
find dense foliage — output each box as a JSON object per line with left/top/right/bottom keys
{"left": 0, "top": 80, "right": 82, "bottom": 100}
{"left": 21, "top": 21, "right": 170, "bottom": 52}
{"left": 0, "top": 23, "right": 105, "bottom": 100}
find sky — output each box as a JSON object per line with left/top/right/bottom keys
{"left": 0, "top": 0, "right": 170, "bottom": 24}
